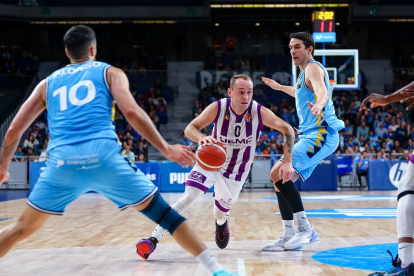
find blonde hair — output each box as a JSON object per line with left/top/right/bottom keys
{"left": 230, "top": 74, "right": 253, "bottom": 89}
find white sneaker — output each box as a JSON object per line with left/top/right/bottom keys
{"left": 284, "top": 225, "right": 320, "bottom": 250}
{"left": 262, "top": 236, "right": 303, "bottom": 251}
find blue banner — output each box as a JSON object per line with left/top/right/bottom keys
{"left": 312, "top": 32, "right": 336, "bottom": 43}
{"left": 337, "top": 157, "right": 353, "bottom": 176}
{"left": 298, "top": 155, "right": 338, "bottom": 191}
{"left": 159, "top": 162, "right": 214, "bottom": 193}
{"left": 135, "top": 162, "right": 161, "bottom": 187}
{"left": 369, "top": 160, "right": 408, "bottom": 190}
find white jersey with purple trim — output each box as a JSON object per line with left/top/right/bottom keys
{"left": 212, "top": 98, "right": 263, "bottom": 183}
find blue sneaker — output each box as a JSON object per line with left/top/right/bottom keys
{"left": 212, "top": 269, "right": 239, "bottom": 276}
{"left": 367, "top": 250, "right": 412, "bottom": 276}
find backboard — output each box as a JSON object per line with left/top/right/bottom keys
{"left": 291, "top": 49, "right": 359, "bottom": 90}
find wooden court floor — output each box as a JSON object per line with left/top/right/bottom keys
{"left": 0, "top": 190, "right": 399, "bottom": 276}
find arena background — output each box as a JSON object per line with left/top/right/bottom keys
{"left": 0, "top": 1, "right": 414, "bottom": 275}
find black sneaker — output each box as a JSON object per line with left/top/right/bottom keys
{"left": 136, "top": 237, "right": 158, "bottom": 260}
{"left": 367, "top": 250, "right": 411, "bottom": 275}
{"left": 215, "top": 220, "right": 230, "bottom": 249}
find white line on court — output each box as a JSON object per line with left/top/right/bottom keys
{"left": 238, "top": 259, "right": 246, "bottom": 276}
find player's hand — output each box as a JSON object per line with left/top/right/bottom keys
{"left": 279, "top": 162, "right": 295, "bottom": 184}
{"left": 262, "top": 77, "right": 282, "bottom": 91}
{"left": 400, "top": 89, "right": 414, "bottom": 111}
{"left": 163, "top": 144, "right": 196, "bottom": 168}
{"left": 359, "top": 93, "right": 388, "bottom": 114}
{"left": 199, "top": 135, "right": 218, "bottom": 146}
{"left": 307, "top": 101, "right": 325, "bottom": 118}
{"left": 0, "top": 166, "right": 10, "bottom": 186}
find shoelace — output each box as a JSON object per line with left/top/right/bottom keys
{"left": 371, "top": 250, "right": 401, "bottom": 275}
{"left": 387, "top": 250, "right": 401, "bottom": 268}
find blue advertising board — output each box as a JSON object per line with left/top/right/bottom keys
{"left": 337, "top": 157, "right": 353, "bottom": 176}
{"left": 368, "top": 160, "right": 407, "bottom": 190}
{"left": 135, "top": 162, "right": 161, "bottom": 187}
{"left": 312, "top": 32, "right": 336, "bottom": 43}
{"left": 298, "top": 155, "right": 338, "bottom": 191}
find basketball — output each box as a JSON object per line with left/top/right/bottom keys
{"left": 196, "top": 142, "right": 227, "bottom": 171}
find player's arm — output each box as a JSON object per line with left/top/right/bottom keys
{"left": 306, "top": 63, "right": 329, "bottom": 118}
{"left": 261, "top": 107, "right": 295, "bottom": 183}
{"left": 262, "top": 77, "right": 295, "bottom": 97}
{"left": 0, "top": 80, "right": 47, "bottom": 184}
{"left": 107, "top": 67, "right": 194, "bottom": 167}
{"left": 184, "top": 102, "right": 218, "bottom": 145}
{"left": 360, "top": 81, "right": 414, "bottom": 113}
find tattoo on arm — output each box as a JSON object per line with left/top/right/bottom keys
{"left": 0, "top": 138, "right": 19, "bottom": 167}
{"left": 284, "top": 134, "right": 294, "bottom": 154}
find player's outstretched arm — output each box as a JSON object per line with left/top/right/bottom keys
{"left": 261, "top": 107, "right": 295, "bottom": 183}
{"left": 184, "top": 102, "right": 218, "bottom": 145}
{"left": 107, "top": 67, "right": 195, "bottom": 168}
{"left": 0, "top": 80, "right": 46, "bottom": 185}
{"left": 262, "top": 77, "right": 296, "bottom": 97}
{"left": 359, "top": 81, "right": 414, "bottom": 114}
{"left": 306, "top": 63, "right": 328, "bottom": 118}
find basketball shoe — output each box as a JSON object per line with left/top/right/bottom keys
{"left": 368, "top": 250, "right": 413, "bottom": 276}
{"left": 283, "top": 225, "right": 319, "bottom": 250}
{"left": 215, "top": 220, "right": 230, "bottom": 249}
{"left": 136, "top": 237, "right": 158, "bottom": 259}
{"left": 212, "top": 269, "right": 239, "bottom": 276}
{"left": 262, "top": 236, "right": 303, "bottom": 251}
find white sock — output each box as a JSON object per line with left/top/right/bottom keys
{"left": 282, "top": 220, "right": 295, "bottom": 237}
{"left": 151, "top": 225, "right": 167, "bottom": 241}
{"left": 399, "top": 243, "right": 413, "bottom": 268}
{"left": 196, "top": 249, "right": 223, "bottom": 274}
{"left": 151, "top": 187, "right": 204, "bottom": 241}
{"left": 294, "top": 211, "right": 311, "bottom": 230}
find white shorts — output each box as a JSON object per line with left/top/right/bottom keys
{"left": 184, "top": 164, "right": 243, "bottom": 212}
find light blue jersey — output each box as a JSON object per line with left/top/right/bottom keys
{"left": 28, "top": 60, "right": 157, "bottom": 215}
{"left": 280, "top": 59, "right": 343, "bottom": 181}
{"left": 46, "top": 61, "right": 117, "bottom": 152}
{"left": 295, "top": 59, "right": 344, "bottom": 136}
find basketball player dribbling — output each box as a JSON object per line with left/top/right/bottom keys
{"left": 0, "top": 25, "right": 236, "bottom": 276}
{"left": 261, "top": 31, "right": 345, "bottom": 251}
{"left": 136, "top": 74, "right": 296, "bottom": 258}
{"left": 360, "top": 81, "right": 414, "bottom": 276}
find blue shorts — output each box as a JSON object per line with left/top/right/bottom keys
{"left": 28, "top": 139, "right": 157, "bottom": 215}
{"left": 280, "top": 128, "right": 339, "bottom": 181}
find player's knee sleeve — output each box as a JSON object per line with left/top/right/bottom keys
{"left": 397, "top": 194, "right": 414, "bottom": 238}
{"left": 140, "top": 191, "right": 186, "bottom": 235}
{"left": 171, "top": 186, "right": 204, "bottom": 215}
{"left": 398, "top": 162, "right": 414, "bottom": 201}
{"left": 275, "top": 180, "right": 304, "bottom": 213}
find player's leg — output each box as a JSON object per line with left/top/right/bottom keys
{"left": 262, "top": 160, "right": 306, "bottom": 251}
{"left": 148, "top": 186, "right": 205, "bottom": 243}
{"left": 0, "top": 142, "right": 90, "bottom": 259}
{"left": 136, "top": 166, "right": 214, "bottom": 259}
{"left": 212, "top": 175, "right": 242, "bottom": 249}
{"left": 368, "top": 162, "right": 414, "bottom": 276}
{"left": 0, "top": 206, "right": 50, "bottom": 258}
{"left": 135, "top": 192, "right": 233, "bottom": 276}
{"left": 262, "top": 163, "right": 299, "bottom": 251}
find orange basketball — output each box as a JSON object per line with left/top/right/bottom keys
{"left": 196, "top": 142, "right": 227, "bottom": 171}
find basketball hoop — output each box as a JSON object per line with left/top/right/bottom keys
{"left": 329, "top": 79, "right": 336, "bottom": 95}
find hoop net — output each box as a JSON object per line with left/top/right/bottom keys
{"left": 329, "top": 79, "right": 336, "bottom": 94}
